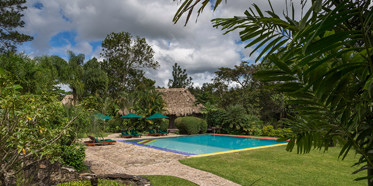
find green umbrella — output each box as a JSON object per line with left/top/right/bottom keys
{"left": 94, "top": 113, "right": 113, "bottom": 120}
{"left": 146, "top": 113, "right": 169, "bottom": 119}
{"left": 120, "top": 113, "right": 144, "bottom": 119}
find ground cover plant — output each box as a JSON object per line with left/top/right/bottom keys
{"left": 180, "top": 146, "right": 365, "bottom": 186}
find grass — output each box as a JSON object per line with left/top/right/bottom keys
{"left": 179, "top": 145, "right": 366, "bottom": 186}
{"left": 142, "top": 175, "right": 197, "bottom": 186}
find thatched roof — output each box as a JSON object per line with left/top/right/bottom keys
{"left": 60, "top": 95, "right": 77, "bottom": 106}
{"left": 156, "top": 88, "right": 205, "bottom": 116}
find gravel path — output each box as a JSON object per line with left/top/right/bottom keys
{"left": 83, "top": 133, "right": 240, "bottom": 186}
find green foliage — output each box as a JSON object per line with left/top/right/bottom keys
{"left": 60, "top": 144, "right": 86, "bottom": 172}
{"left": 168, "top": 63, "right": 193, "bottom": 88}
{"left": 206, "top": 108, "right": 226, "bottom": 127}
{"left": 132, "top": 87, "right": 166, "bottom": 130}
{"left": 0, "top": 77, "right": 79, "bottom": 184}
{"left": 0, "top": 0, "right": 33, "bottom": 52}
{"left": 83, "top": 57, "right": 108, "bottom": 96}
{"left": 174, "top": 0, "right": 373, "bottom": 181}
{"left": 262, "top": 125, "right": 274, "bottom": 136}
{"left": 100, "top": 32, "right": 159, "bottom": 97}
{"left": 175, "top": 116, "right": 207, "bottom": 135}
{"left": 159, "top": 119, "right": 169, "bottom": 131}
{"left": 221, "top": 105, "right": 249, "bottom": 130}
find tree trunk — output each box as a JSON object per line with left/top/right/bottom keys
{"left": 72, "top": 87, "right": 77, "bottom": 106}
{"left": 369, "top": 164, "right": 373, "bottom": 186}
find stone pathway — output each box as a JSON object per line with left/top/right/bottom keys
{"left": 83, "top": 133, "right": 240, "bottom": 186}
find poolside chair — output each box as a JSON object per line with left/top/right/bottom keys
{"left": 148, "top": 129, "right": 162, "bottom": 136}
{"left": 121, "top": 130, "right": 133, "bottom": 138}
{"left": 156, "top": 128, "right": 169, "bottom": 136}
{"left": 130, "top": 130, "right": 142, "bottom": 138}
{"left": 84, "top": 136, "right": 116, "bottom": 146}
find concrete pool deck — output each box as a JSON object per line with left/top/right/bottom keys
{"left": 83, "top": 133, "right": 240, "bottom": 186}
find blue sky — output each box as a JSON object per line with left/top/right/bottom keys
{"left": 17, "top": 0, "right": 307, "bottom": 88}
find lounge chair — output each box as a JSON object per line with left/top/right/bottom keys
{"left": 84, "top": 136, "right": 116, "bottom": 146}
{"left": 148, "top": 129, "right": 162, "bottom": 136}
{"left": 156, "top": 129, "right": 169, "bottom": 136}
{"left": 130, "top": 130, "right": 142, "bottom": 138}
{"left": 121, "top": 130, "right": 133, "bottom": 138}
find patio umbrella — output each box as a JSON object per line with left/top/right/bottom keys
{"left": 120, "top": 113, "right": 144, "bottom": 119}
{"left": 146, "top": 113, "right": 169, "bottom": 131}
{"left": 120, "top": 113, "right": 144, "bottom": 130}
{"left": 145, "top": 113, "right": 169, "bottom": 119}
{"left": 94, "top": 113, "right": 113, "bottom": 120}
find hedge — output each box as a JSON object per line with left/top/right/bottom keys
{"left": 175, "top": 116, "right": 207, "bottom": 135}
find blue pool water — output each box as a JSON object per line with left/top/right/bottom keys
{"left": 126, "top": 134, "right": 287, "bottom": 155}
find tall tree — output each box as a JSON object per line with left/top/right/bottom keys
{"left": 83, "top": 57, "right": 108, "bottom": 96}
{"left": 64, "top": 50, "right": 84, "bottom": 105}
{"left": 100, "top": 32, "right": 159, "bottom": 97}
{"left": 0, "top": 0, "right": 33, "bottom": 52}
{"left": 168, "top": 63, "right": 193, "bottom": 88}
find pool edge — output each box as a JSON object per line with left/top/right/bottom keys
{"left": 190, "top": 143, "right": 288, "bottom": 158}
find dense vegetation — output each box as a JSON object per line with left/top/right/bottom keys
{"left": 3, "top": 0, "right": 372, "bottom": 185}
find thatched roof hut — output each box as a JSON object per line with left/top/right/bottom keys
{"left": 60, "top": 95, "right": 77, "bottom": 106}
{"left": 156, "top": 88, "right": 205, "bottom": 116}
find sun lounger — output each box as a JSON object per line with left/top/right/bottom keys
{"left": 130, "top": 130, "right": 142, "bottom": 138}
{"left": 84, "top": 136, "right": 116, "bottom": 146}
{"left": 148, "top": 129, "right": 162, "bottom": 136}
{"left": 121, "top": 130, "right": 133, "bottom": 138}
{"left": 156, "top": 129, "right": 169, "bottom": 136}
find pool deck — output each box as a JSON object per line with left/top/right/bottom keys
{"left": 83, "top": 133, "right": 240, "bottom": 186}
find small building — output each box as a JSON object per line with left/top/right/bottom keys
{"left": 156, "top": 88, "right": 205, "bottom": 129}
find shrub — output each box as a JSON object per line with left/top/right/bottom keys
{"left": 262, "top": 125, "right": 274, "bottom": 136}
{"left": 200, "top": 119, "right": 207, "bottom": 133}
{"left": 207, "top": 108, "right": 227, "bottom": 127}
{"left": 60, "top": 144, "right": 86, "bottom": 172}
{"left": 175, "top": 116, "right": 207, "bottom": 135}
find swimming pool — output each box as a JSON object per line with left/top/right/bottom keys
{"left": 120, "top": 134, "right": 287, "bottom": 156}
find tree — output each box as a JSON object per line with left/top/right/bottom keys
{"left": 63, "top": 50, "right": 84, "bottom": 105}
{"left": 174, "top": 0, "right": 373, "bottom": 183}
{"left": 83, "top": 57, "right": 108, "bottom": 96}
{"left": 168, "top": 63, "right": 193, "bottom": 88}
{"left": 0, "top": 0, "right": 33, "bottom": 52}
{"left": 100, "top": 32, "right": 159, "bottom": 97}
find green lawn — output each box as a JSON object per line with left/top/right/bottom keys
{"left": 179, "top": 145, "right": 366, "bottom": 186}
{"left": 142, "top": 175, "right": 197, "bottom": 186}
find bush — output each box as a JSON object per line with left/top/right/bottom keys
{"left": 200, "top": 119, "right": 207, "bottom": 133}
{"left": 175, "top": 116, "right": 207, "bottom": 135}
{"left": 262, "top": 125, "right": 274, "bottom": 136}
{"left": 60, "top": 144, "right": 86, "bottom": 172}
{"left": 207, "top": 108, "right": 227, "bottom": 127}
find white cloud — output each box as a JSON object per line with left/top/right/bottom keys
{"left": 18, "top": 0, "right": 309, "bottom": 87}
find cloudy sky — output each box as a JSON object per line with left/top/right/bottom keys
{"left": 17, "top": 0, "right": 308, "bottom": 88}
